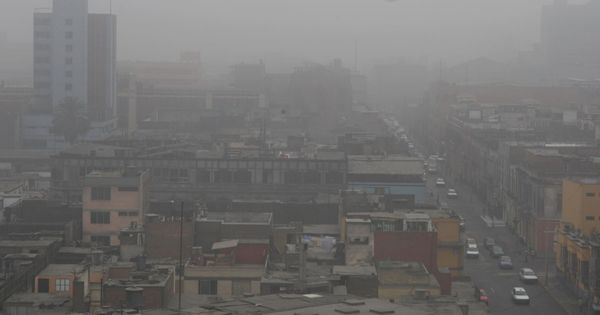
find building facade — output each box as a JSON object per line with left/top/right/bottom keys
{"left": 82, "top": 170, "right": 149, "bottom": 246}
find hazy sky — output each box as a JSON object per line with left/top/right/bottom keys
{"left": 0, "top": 0, "right": 559, "bottom": 73}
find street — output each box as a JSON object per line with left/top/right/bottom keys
{"left": 427, "top": 174, "right": 568, "bottom": 315}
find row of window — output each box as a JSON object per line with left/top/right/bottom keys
{"left": 585, "top": 192, "right": 600, "bottom": 197}
{"left": 34, "top": 17, "right": 72, "bottom": 26}
{"left": 90, "top": 211, "right": 110, "bottom": 224}
{"left": 585, "top": 216, "right": 600, "bottom": 221}
{"left": 91, "top": 187, "right": 111, "bottom": 200}
{"left": 118, "top": 211, "right": 139, "bottom": 217}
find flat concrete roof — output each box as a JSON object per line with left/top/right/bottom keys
{"left": 348, "top": 157, "right": 423, "bottom": 176}
{"left": 267, "top": 297, "right": 430, "bottom": 315}
{"left": 199, "top": 212, "right": 272, "bottom": 224}
{"left": 185, "top": 264, "right": 265, "bottom": 279}
{"left": 332, "top": 265, "right": 377, "bottom": 276}
{"left": 38, "top": 264, "right": 84, "bottom": 277}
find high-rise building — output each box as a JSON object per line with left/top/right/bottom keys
{"left": 32, "top": 0, "right": 115, "bottom": 121}
{"left": 87, "top": 13, "right": 116, "bottom": 122}
{"left": 27, "top": 0, "right": 116, "bottom": 149}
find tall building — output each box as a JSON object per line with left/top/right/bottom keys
{"left": 33, "top": 0, "right": 115, "bottom": 119}
{"left": 28, "top": 0, "right": 116, "bottom": 149}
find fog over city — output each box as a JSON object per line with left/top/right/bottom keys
{"left": 1, "top": 1, "right": 600, "bottom": 315}
{"left": 2, "top": 0, "right": 554, "bottom": 72}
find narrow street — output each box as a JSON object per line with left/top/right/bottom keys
{"left": 426, "top": 174, "right": 568, "bottom": 315}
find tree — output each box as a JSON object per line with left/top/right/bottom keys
{"left": 51, "top": 97, "right": 90, "bottom": 144}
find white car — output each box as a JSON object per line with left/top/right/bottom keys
{"left": 511, "top": 287, "right": 530, "bottom": 305}
{"left": 435, "top": 178, "right": 446, "bottom": 186}
{"left": 466, "top": 244, "right": 479, "bottom": 258}
{"left": 466, "top": 237, "right": 477, "bottom": 245}
{"left": 447, "top": 188, "right": 458, "bottom": 199}
{"left": 519, "top": 268, "right": 538, "bottom": 284}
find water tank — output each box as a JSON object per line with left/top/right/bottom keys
{"left": 126, "top": 287, "right": 144, "bottom": 309}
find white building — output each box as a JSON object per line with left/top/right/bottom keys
{"left": 29, "top": 0, "right": 116, "bottom": 149}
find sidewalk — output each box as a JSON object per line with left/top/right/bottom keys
{"left": 528, "top": 257, "right": 582, "bottom": 315}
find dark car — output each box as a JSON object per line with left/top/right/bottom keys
{"left": 474, "top": 286, "right": 489, "bottom": 305}
{"left": 491, "top": 245, "right": 505, "bottom": 258}
{"left": 498, "top": 255, "right": 513, "bottom": 269}
{"left": 484, "top": 237, "right": 495, "bottom": 250}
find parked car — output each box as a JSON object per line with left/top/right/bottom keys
{"left": 498, "top": 255, "right": 513, "bottom": 269}
{"left": 435, "top": 178, "right": 446, "bottom": 186}
{"left": 491, "top": 245, "right": 505, "bottom": 258}
{"left": 447, "top": 188, "right": 458, "bottom": 199}
{"left": 483, "top": 237, "right": 495, "bottom": 250}
{"left": 474, "top": 286, "right": 489, "bottom": 305}
{"left": 466, "top": 244, "right": 479, "bottom": 259}
{"left": 466, "top": 237, "right": 477, "bottom": 246}
{"left": 519, "top": 268, "right": 539, "bottom": 284}
{"left": 511, "top": 287, "right": 530, "bottom": 305}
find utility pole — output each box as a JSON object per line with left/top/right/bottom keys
{"left": 292, "top": 221, "right": 305, "bottom": 292}
{"left": 178, "top": 201, "right": 184, "bottom": 313}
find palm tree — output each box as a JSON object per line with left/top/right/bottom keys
{"left": 51, "top": 97, "right": 90, "bottom": 144}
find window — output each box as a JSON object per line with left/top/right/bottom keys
{"left": 91, "top": 211, "right": 110, "bottom": 224}
{"left": 65, "top": 44, "right": 73, "bottom": 52}
{"left": 198, "top": 280, "right": 217, "bottom": 295}
{"left": 118, "top": 186, "right": 138, "bottom": 192}
{"left": 91, "top": 235, "right": 110, "bottom": 246}
{"left": 586, "top": 216, "right": 595, "bottom": 221}
{"left": 91, "top": 187, "right": 111, "bottom": 200}
{"left": 65, "top": 18, "right": 73, "bottom": 25}
{"left": 65, "top": 70, "right": 73, "bottom": 78}
{"left": 128, "top": 211, "right": 139, "bottom": 216}
{"left": 586, "top": 192, "right": 596, "bottom": 197}
{"left": 118, "top": 211, "right": 128, "bottom": 217}
{"left": 65, "top": 31, "right": 73, "bottom": 39}
{"left": 65, "top": 83, "right": 72, "bottom": 91}
{"left": 65, "top": 57, "right": 72, "bottom": 65}
{"left": 34, "top": 31, "right": 51, "bottom": 38}
{"left": 55, "top": 279, "right": 70, "bottom": 292}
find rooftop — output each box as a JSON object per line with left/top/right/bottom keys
{"left": 0, "top": 239, "right": 57, "bottom": 248}
{"left": 570, "top": 178, "right": 600, "bottom": 185}
{"left": 348, "top": 156, "right": 423, "bottom": 176}
{"left": 267, "top": 297, "right": 430, "bottom": 315}
{"left": 376, "top": 261, "right": 439, "bottom": 288}
{"left": 38, "top": 264, "right": 85, "bottom": 277}
{"left": 199, "top": 212, "right": 272, "bottom": 224}
{"left": 185, "top": 264, "right": 265, "bottom": 279}
{"left": 4, "top": 293, "right": 69, "bottom": 308}
{"left": 332, "top": 265, "right": 377, "bottom": 276}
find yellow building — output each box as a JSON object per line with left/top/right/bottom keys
{"left": 430, "top": 213, "right": 463, "bottom": 277}
{"left": 556, "top": 178, "right": 600, "bottom": 303}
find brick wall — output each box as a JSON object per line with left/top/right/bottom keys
{"left": 145, "top": 221, "right": 193, "bottom": 259}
